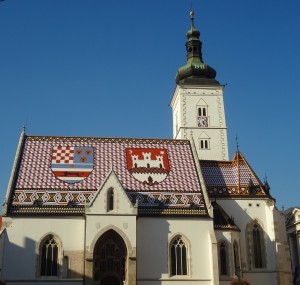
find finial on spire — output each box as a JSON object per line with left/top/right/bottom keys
{"left": 236, "top": 136, "right": 239, "bottom": 152}
{"left": 264, "top": 174, "right": 268, "bottom": 184}
{"left": 189, "top": 10, "right": 195, "bottom": 28}
{"left": 190, "top": 10, "right": 194, "bottom": 20}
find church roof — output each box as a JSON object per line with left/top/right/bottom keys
{"left": 6, "top": 133, "right": 208, "bottom": 216}
{"left": 200, "top": 151, "right": 272, "bottom": 198}
{"left": 211, "top": 201, "right": 240, "bottom": 232}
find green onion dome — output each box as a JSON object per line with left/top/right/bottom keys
{"left": 176, "top": 11, "right": 219, "bottom": 85}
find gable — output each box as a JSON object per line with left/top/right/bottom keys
{"left": 87, "top": 170, "right": 137, "bottom": 215}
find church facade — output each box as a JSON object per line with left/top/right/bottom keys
{"left": 0, "top": 11, "right": 292, "bottom": 285}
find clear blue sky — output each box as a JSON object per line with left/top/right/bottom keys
{"left": 0, "top": 0, "right": 299, "bottom": 210}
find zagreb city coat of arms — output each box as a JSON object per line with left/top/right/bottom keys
{"left": 51, "top": 146, "right": 94, "bottom": 183}
{"left": 126, "top": 148, "right": 170, "bottom": 186}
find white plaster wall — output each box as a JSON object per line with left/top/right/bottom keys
{"left": 2, "top": 216, "right": 84, "bottom": 280}
{"left": 85, "top": 215, "right": 136, "bottom": 254}
{"left": 171, "top": 85, "right": 228, "bottom": 161}
{"left": 137, "top": 217, "right": 215, "bottom": 285}
{"left": 171, "top": 88, "right": 182, "bottom": 139}
{"left": 217, "top": 199, "right": 282, "bottom": 284}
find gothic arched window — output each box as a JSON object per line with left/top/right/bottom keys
{"left": 107, "top": 188, "right": 114, "bottom": 212}
{"left": 219, "top": 242, "right": 228, "bottom": 275}
{"left": 40, "top": 235, "right": 59, "bottom": 276}
{"left": 253, "top": 223, "right": 264, "bottom": 268}
{"left": 233, "top": 241, "right": 240, "bottom": 275}
{"left": 170, "top": 236, "right": 188, "bottom": 276}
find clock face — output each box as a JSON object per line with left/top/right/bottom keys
{"left": 197, "top": 116, "right": 208, "bottom": 127}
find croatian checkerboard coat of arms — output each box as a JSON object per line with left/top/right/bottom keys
{"left": 126, "top": 148, "right": 170, "bottom": 185}
{"left": 51, "top": 146, "right": 94, "bottom": 183}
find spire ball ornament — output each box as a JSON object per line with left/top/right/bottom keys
{"left": 190, "top": 10, "right": 194, "bottom": 19}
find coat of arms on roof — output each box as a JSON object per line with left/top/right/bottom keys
{"left": 51, "top": 146, "right": 94, "bottom": 183}
{"left": 126, "top": 148, "right": 170, "bottom": 186}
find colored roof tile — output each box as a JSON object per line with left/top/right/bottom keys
{"left": 9, "top": 135, "right": 207, "bottom": 214}
{"left": 200, "top": 152, "right": 270, "bottom": 197}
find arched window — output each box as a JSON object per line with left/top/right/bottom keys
{"left": 198, "top": 107, "right": 207, "bottom": 117}
{"left": 253, "top": 223, "right": 263, "bottom": 268}
{"left": 170, "top": 236, "right": 188, "bottom": 276}
{"left": 40, "top": 235, "right": 59, "bottom": 276}
{"left": 233, "top": 241, "right": 240, "bottom": 275}
{"left": 107, "top": 188, "right": 114, "bottom": 211}
{"left": 247, "top": 221, "right": 266, "bottom": 269}
{"left": 200, "top": 139, "right": 209, "bottom": 149}
{"left": 219, "top": 242, "right": 228, "bottom": 275}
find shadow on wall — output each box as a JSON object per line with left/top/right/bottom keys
{"left": 1, "top": 233, "right": 93, "bottom": 285}
{"left": 219, "top": 198, "right": 289, "bottom": 285}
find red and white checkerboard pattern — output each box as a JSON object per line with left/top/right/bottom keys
{"left": 52, "top": 146, "right": 75, "bottom": 164}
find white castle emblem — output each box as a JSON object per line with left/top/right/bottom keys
{"left": 126, "top": 148, "right": 170, "bottom": 186}
{"left": 131, "top": 152, "right": 165, "bottom": 169}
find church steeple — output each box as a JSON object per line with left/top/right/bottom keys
{"left": 171, "top": 10, "right": 229, "bottom": 161}
{"left": 176, "top": 10, "right": 219, "bottom": 85}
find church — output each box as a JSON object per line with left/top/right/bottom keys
{"left": 0, "top": 10, "right": 292, "bottom": 285}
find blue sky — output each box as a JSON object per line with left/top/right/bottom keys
{"left": 0, "top": 0, "right": 299, "bottom": 210}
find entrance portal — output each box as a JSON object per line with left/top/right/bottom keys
{"left": 100, "top": 276, "right": 120, "bottom": 285}
{"left": 94, "top": 230, "right": 127, "bottom": 283}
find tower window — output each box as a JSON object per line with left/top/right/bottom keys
{"left": 198, "top": 107, "right": 207, "bottom": 117}
{"left": 200, "top": 139, "right": 209, "bottom": 149}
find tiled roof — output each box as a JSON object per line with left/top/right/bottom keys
{"left": 200, "top": 152, "right": 270, "bottom": 197}
{"left": 211, "top": 201, "right": 240, "bottom": 231}
{"left": 9, "top": 135, "right": 207, "bottom": 215}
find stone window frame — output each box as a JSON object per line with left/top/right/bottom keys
{"left": 107, "top": 187, "right": 114, "bottom": 212}
{"left": 218, "top": 240, "right": 229, "bottom": 277}
{"left": 233, "top": 240, "right": 241, "bottom": 276}
{"left": 36, "top": 233, "right": 64, "bottom": 279}
{"left": 169, "top": 234, "right": 191, "bottom": 278}
{"left": 246, "top": 219, "right": 267, "bottom": 270}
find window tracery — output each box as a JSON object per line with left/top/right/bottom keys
{"left": 170, "top": 236, "right": 188, "bottom": 276}
{"left": 40, "top": 235, "right": 59, "bottom": 276}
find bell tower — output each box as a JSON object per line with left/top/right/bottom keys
{"left": 171, "top": 11, "right": 229, "bottom": 161}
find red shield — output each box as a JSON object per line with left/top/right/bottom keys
{"left": 126, "top": 148, "right": 170, "bottom": 185}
